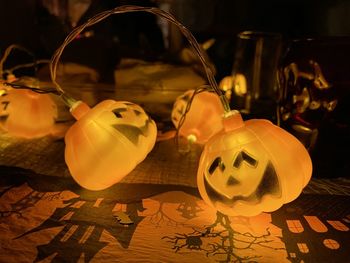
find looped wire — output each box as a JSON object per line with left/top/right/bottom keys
{"left": 49, "top": 5, "right": 231, "bottom": 112}
{"left": 0, "top": 44, "right": 38, "bottom": 79}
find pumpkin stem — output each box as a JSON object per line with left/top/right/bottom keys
{"left": 222, "top": 110, "right": 244, "bottom": 132}
{"left": 70, "top": 101, "right": 91, "bottom": 120}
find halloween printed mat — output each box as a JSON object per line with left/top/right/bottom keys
{"left": 0, "top": 171, "right": 349, "bottom": 263}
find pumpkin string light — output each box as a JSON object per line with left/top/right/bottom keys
{"left": 46, "top": 5, "right": 311, "bottom": 214}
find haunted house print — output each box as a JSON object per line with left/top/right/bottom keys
{"left": 271, "top": 194, "right": 350, "bottom": 262}
{"left": 0, "top": 177, "right": 349, "bottom": 263}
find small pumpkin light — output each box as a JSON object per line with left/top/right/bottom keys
{"left": 0, "top": 88, "right": 57, "bottom": 138}
{"left": 171, "top": 89, "right": 225, "bottom": 144}
{"left": 65, "top": 100, "right": 157, "bottom": 190}
{"left": 197, "top": 110, "right": 312, "bottom": 217}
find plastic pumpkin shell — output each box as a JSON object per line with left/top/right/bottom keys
{"left": 197, "top": 111, "right": 312, "bottom": 217}
{"left": 0, "top": 89, "right": 57, "bottom": 138}
{"left": 171, "top": 89, "right": 225, "bottom": 144}
{"left": 65, "top": 100, "right": 157, "bottom": 191}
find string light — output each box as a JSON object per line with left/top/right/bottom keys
{"left": 1, "top": 6, "right": 312, "bottom": 216}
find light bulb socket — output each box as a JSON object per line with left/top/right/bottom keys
{"left": 222, "top": 110, "right": 244, "bottom": 132}
{"left": 70, "top": 101, "right": 91, "bottom": 120}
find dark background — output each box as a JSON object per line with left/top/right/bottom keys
{"left": 1, "top": 0, "right": 350, "bottom": 79}
{"left": 0, "top": 0, "right": 349, "bottom": 179}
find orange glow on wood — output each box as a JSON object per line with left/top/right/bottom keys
{"left": 0, "top": 89, "right": 57, "bottom": 138}
{"left": 171, "top": 90, "right": 225, "bottom": 144}
{"left": 197, "top": 110, "right": 312, "bottom": 216}
{"left": 65, "top": 100, "right": 157, "bottom": 190}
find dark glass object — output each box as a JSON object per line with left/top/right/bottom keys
{"left": 278, "top": 37, "right": 350, "bottom": 178}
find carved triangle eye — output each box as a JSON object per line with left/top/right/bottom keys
{"left": 208, "top": 157, "right": 226, "bottom": 175}
{"left": 133, "top": 109, "right": 142, "bottom": 116}
{"left": 233, "top": 150, "right": 258, "bottom": 168}
{"left": 113, "top": 108, "right": 127, "bottom": 118}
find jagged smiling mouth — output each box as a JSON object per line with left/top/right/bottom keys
{"left": 204, "top": 161, "right": 281, "bottom": 205}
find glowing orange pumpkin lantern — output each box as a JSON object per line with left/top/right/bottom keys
{"left": 65, "top": 100, "right": 157, "bottom": 190}
{"left": 0, "top": 88, "right": 57, "bottom": 138}
{"left": 171, "top": 90, "right": 225, "bottom": 144}
{"left": 197, "top": 110, "right": 312, "bottom": 217}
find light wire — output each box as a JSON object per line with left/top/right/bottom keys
{"left": 49, "top": 5, "right": 231, "bottom": 112}
{"left": 0, "top": 44, "right": 38, "bottom": 79}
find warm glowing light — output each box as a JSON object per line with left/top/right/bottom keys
{"left": 65, "top": 100, "right": 157, "bottom": 190}
{"left": 171, "top": 90, "right": 225, "bottom": 144}
{"left": 187, "top": 134, "right": 197, "bottom": 143}
{"left": 233, "top": 74, "right": 247, "bottom": 96}
{"left": 219, "top": 76, "right": 233, "bottom": 100}
{"left": 0, "top": 89, "right": 57, "bottom": 138}
{"left": 219, "top": 76, "right": 233, "bottom": 92}
{"left": 197, "top": 110, "right": 312, "bottom": 217}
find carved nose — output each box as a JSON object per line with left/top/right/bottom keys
{"left": 227, "top": 175, "right": 240, "bottom": 186}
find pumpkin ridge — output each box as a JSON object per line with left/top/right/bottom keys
{"left": 93, "top": 117, "right": 140, "bottom": 162}
{"left": 247, "top": 123, "right": 309, "bottom": 203}
{"left": 65, "top": 129, "right": 81, "bottom": 183}
{"left": 269, "top": 125, "right": 312, "bottom": 189}
{"left": 244, "top": 124, "right": 283, "bottom": 198}
{"left": 72, "top": 122, "right": 103, "bottom": 184}
{"left": 268, "top": 126, "right": 309, "bottom": 187}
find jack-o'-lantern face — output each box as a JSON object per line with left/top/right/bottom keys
{"left": 197, "top": 110, "right": 312, "bottom": 216}
{"left": 90, "top": 101, "right": 156, "bottom": 152}
{"left": 110, "top": 102, "right": 153, "bottom": 146}
{"left": 65, "top": 100, "right": 157, "bottom": 191}
{"left": 203, "top": 144, "right": 281, "bottom": 205}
